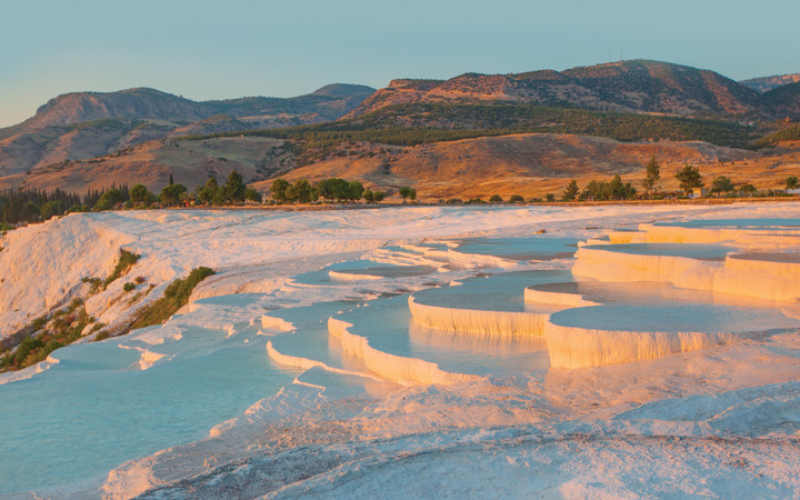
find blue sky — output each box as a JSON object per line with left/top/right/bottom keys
{"left": 1, "top": 0, "right": 798, "bottom": 127}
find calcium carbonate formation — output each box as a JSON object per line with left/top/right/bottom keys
{"left": 266, "top": 218, "right": 800, "bottom": 382}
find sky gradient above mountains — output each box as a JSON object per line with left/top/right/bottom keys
{"left": 2, "top": 0, "right": 799, "bottom": 127}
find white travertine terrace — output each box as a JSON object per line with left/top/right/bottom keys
{"left": 408, "top": 295, "right": 550, "bottom": 339}
{"left": 545, "top": 324, "right": 766, "bottom": 369}
{"left": 572, "top": 245, "right": 725, "bottom": 293}
{"left": 573, "top": 248, "right": 800, "bottom": 303}
{"left": 327, "top": 316, "right": 476, "bottom": 386}
{"left": 545, "top": 221, "right": 800, "bottom": 367}
{"left": 328, "top": 270, "right": 385, "bottom": 281}
{"left": 403, "top": 219, "right": 800, "bottom": 370}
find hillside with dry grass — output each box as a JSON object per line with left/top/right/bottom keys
{"left": 0, "top": 136, "right": 293, "bottom": 193}
{"left": 0, "top": 85, "right": 374, "bottom": 178}
{"left": 252, "top": 133, "right": 800, "bottom": 200}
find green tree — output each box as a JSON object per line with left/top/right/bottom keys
{"left": 287, "top": 179, "right": 315, "bottom": 203}
{"left": 711, "top": 176, "right": 734, "bottom": 196}
{"left": 95, "top": 189, "right": 124, "bottom": 211}
{"left": 41, "top": 201, "right": 63, "bottom": 220}
{"left": 509, "top": 194, "right": 524, "bottom": 203}
{"left": 740, "top": 183, "right": 757, "bottom": 197}
{"left": 675, "top": 164, "right": 703, "bottom": 196}
{"left": 642, "top": 156, "right": 660, "bottom": 192}
{"left": 348, "top": 181, "right": 365, "bottom": 201}
{"left": 244, "top": 188, "right": 262, "bottom": 202}
{"left": 160, "top": 184, "right": 187, "bottom": 206}
{"left": 399, "top": 186, "right": 413, "bottom": 202}
{"left": 609, "top": 174, "right": 636, "bottom": 200}
{"left": 562, "top": 180, "right": 579, "bottom": 201}
{"left": 198, "top": 178, "right": 220, "bottom": 205}
{"left": 223, "top": 170, "right": 246, "bottom": 203}
{"left": 270, "top": 178, "right": 291, "bottom": 203}
{"left": 408, "top": 188, "right": 417, "bottom": 202}
{"left": 545, "top": 193, "right": 555, "bottom": 202}
{"left": 373, "top": 191, "right": 386, "bottom": 203}
{"left": 489, "top": 194, "right": 503, "bottom": 203}
{"left": 363, "top": 189, "right": 375, "bottom": 203}
{"left": 785, "top": 176, "right": 799, "bottom": 190}
{"left": 317, "top": 178, "right": 349, "bottom": 201}
{"left": 129, "top": 184, "right": 150, "bottom": 204}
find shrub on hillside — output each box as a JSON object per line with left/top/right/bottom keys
{"left": 105, "top": 249, "right": 141, "bottom": 287}
{"left": 129, "top": 267, "right": 215, "bottom": 331}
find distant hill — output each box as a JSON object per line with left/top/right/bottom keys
{"left": 740, "top": 74, "right": 800, "bottom": 93}
{"left": 4, "top": 60, "right": 800, "bottom": 198}
{"left": 0, "top": 84, "right": 375, "bottom": 177}
{"left": 1, "top": 131, "right": 767, "bottom": 200}
{"left": 0, "top": 135, "right": 294, "bottom": 194}
{"left": 249, "top": 132, "right": 768, "bottom": 200}
{"left": 762, "top": 82, "right": 800, "bottom": 119}
{"left": 349, "top": 61, "right": 767, "bottom": 118}
{"left": 18, "top": 84, "right": 375, "bottom": 131}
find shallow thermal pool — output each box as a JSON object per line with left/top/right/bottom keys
{"left": 266, "top": 300, "right": 372, "bottom": 374}
{"left": 654, "top": 218, "right": 800, "bottom": 229}
{"left": 583, "top": 243, "right": 735, "bottom": 260}
{"left": 335, "top": 294, "right": 551, "bottom": 376}
{"left": 454, "top": 236, "right": 579, "bottom": 261}
{"left": 545, "top": 281, "right": 800, "bottom": 333}
{"left": 0, "top": 320, "right": 300, "bottom": 494}
{"left": 412, "top": 270, "right": 572, "bottom": 313}
{"left": 290, "top": 259, "right": 435, "bottom": 287}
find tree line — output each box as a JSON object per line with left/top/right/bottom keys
{"left": 181, "top": 102, "right": 759, "bottom": 158}
{"left": 554, "top": 157, "right": 794, "bottom": 202}
{"left": 0, "top": 185, "right": 129, "bottom": 226}
{"left": 270, "top": 177, "right": 417, "bottom": 204}
{"left": 0, "top": 171, "right": 264, "bottom": 228}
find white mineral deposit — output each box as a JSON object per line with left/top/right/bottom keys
{"left": 3, "top": 204, "right": 800, "bottom": 499}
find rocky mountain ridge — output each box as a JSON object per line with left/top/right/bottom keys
{"left": 2, "top": 60, "right": 799, "bottom": 196}
{"left": 19, "top": 84, "right": 376, "bottom": 131}
{"left": 349, "top": 60, "right": 795, "bottom": 119}
{"left": 0, "top": 84, "right": 375, "bottom": 177}
{"left": 741, "top": 74, "right": 800, "bottom": 93}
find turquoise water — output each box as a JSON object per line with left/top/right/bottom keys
{"left": 0, "top": 321, "right": 299, "bottom": 494}
{"left": 542, "top": 281, "right": 800, "bottom": 332}
{"left": 586, "top": 243, "right": 734, "bottom": 260}
{"left": 266, "top": 300, "right": 369, "bottom": 373}
{"left": 455, "top": 236, "right": 579, "bottom": 261}
{"left": 656, "top": 219, "right": 800, "bottom": 229}
{"left": 291, "top": 259, "right": 435, "bottom": 286}
{"left": 412, "top": 270, "right": 572, "bottom": 312}
{"left": 551, "top": 302, "right": 800, "bottom": 333}
{"left": 337, "top": 294, "right": 551, "bottom": 376}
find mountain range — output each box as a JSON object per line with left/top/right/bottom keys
{"left": 350, "top": 60, "right": 781, "bottom": 118}
{"left": 0, "top": 84, "right": 374, "bottom": 177}
{"left": 1, "top": 60, "right": 799, "bottom": 198}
